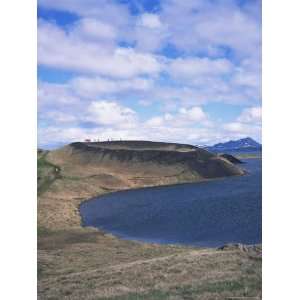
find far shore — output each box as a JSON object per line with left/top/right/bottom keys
{"left": 236, "top": 153, "right": 262, "bottom": 159}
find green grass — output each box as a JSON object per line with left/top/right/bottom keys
{"left": 37, "top": 153, "right": 61, "bottom": 196}
{"left": 37, "top": 155, "right": 59, "bottom": 175}
{"left": 37, "top": 226, "right": 52, "bottom": 237}
{"left": 178, "top": 280, "right": 244, "bottom": 294}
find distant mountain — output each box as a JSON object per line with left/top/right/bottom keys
{"left": 203, "top": 137, "right": 262, "bottom": 153}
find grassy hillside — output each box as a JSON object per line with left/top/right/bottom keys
{"left": 37, "top": 150, "right": 61, "bottom": 196}
{"left": 37, "top": 141, "right": 261, "bottom": 299}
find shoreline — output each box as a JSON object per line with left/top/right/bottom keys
{"left": 38, "top": 154, "right": 261, "bottom": 299}
{"left": 78, "top": 166, "right": 259, "bottom": 249}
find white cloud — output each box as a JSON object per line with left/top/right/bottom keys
{"left": 38, "top": 0, "right": 261, "bottom": 59}
{"left": 37, "top": 3, "right": 260, "bottom": 104}
{"left": 37, "top": 70, "right": 261, "bottom": 145}
{"left": 223, "top": 106, "right": 262, "bottom": 141}
{"left": 134, "top": 26, "right": 168, "bottom": 52}
{"left": 73, "top": 18, "right": 117, "bottom": 42}
{"left": 38, "top": 84, "right": 139, "bottom": 128}
{"left": 42, "top": 111, "right": 78, "bottom": 124}
{"left": 38, "top": 81, "right": 80, "bottom": 108}
{"left": 146, "top": 106, "right": 209, "bottom": 128}
{"left": 37, "top": 0, "right": 261, "bottom": 147}
{"left": 237, "top": 106, "right": 262, "bottom": 123}
{"left": 148, "top": 82, "right": 257, "bottom": 107}
{"left": 178, "top": 107, "right": 206, "bottom": 122}
{"left": 38, "top": 103, "right": 261, "bottom": 148}
{"left": 38, "top": 123, "right": 216, "bottom": 148}
{"left": 70, "top": 76, "right": 153, "bottom": 97}
{"left": 145, "top": 116, "right": 164, "bottom": 127}
{"left": 138, "top": 13, "right": 162, "bottom": 29}
{"left": 37, "top": 89, "right": 219, "bottom": 147}
{"left": 224, "top": 122, "right": 247, "bottom": 132}
{"left": 168, "top": 57, "right": 233, "bottom": 79}
{"left": 38, "top": 20, "right": 162, "bottom": 78}
{"left": 85, "top": 101, "right": 138, "bottom": 128}
{"left": 223, "top": 122, "right": 261, "bottom": 141}
{"left": 38, "top": 0, "right": 131, "bottom": 27}
{"left": 38, "top": 119, "right": 228, "bottom": 149}
{"left": 38, "top": 126, "right": 90, "bottom": 146}
{"left": 160, "top": 0, "right": 261, "bottom": 58}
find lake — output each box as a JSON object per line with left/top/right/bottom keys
{"left": 80, "top": 158, "right": 261, "bottom": 247}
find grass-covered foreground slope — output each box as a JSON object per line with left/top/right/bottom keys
{"left": 37, "top": 141, "right": 261, "bottom": 299}
{"left": 37, "top": 149, "right": 61, "bottom": 196}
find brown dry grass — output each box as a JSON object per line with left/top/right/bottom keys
{"left": 37, "top": 147, "right": 261, "bottom": 300}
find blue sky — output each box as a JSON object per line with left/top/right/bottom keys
{"left": 37, "top": 0, "right": 261, "bottom": 149}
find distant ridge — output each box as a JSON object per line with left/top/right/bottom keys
{"left": 203, "top": 137, "right": 261, "bottom": 153}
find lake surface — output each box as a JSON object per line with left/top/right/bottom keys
{"left": 80, "top": 158, "right": 261, "bottom": 247}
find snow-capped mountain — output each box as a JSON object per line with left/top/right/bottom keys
{"left": 202, "top": 137, "right": 262, "bottom": 153}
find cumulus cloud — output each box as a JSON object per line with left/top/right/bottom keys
{"left": 38, "top": 103, "right": 261, "bottom": 148}
{"left": 237, "top": 106, "right": 262, "bottom": 123}
{"left": 223, "top": 106, "right": 262, "bottom": 141}
{"left": 38, "top": 20, "right": 162, "bottom": 78}
{"left": 160, "top": 0, "right": 261, "bottom": 58}
{"left": 38, "top": 123, "right": 218, "bottom": 148}
{"left": 39, "top": 114, "right": 244, "bottom": 148}
{"left": 69, "top": 76, "right": 153, "bottom": 98}
{"left": 85, "top": 101, "right": 138, "bottom": 127}
{"left": 168, "top": 57, "right": 234, "bottom": 79}
{"left": 38, "top": 82, "right": 140, "bottom": 128}
{"left": 38, "top": 0, "right": 131, "bottom": 27}
{"left": 73, "top": 18, "right": 117, "bottom": 42}
{"left": 39, "top": 0, "right": 261, "bottom": 58}
{"left": 38, "top": 81, "right": 80, "bottom": 109}
{"left": 134, "top": 17, "right": 168, "bottom": 52}
{"left": 138, "top": 13, "right": 162, "bottom": 29}
{"left": 37, "top": 0, "right": 261, "bottom": 147}
{"left": 42, "top": 111, "right": 78, "bottom": 124}
{"left": 146, "top": 106, "right": 209, "bottom": 127}
{"left": 37, "top": 83, "right": 220, "bottom": 147}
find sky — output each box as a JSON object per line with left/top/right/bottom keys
{"left": 37, "top": 0, "right": 261, "bottom": 149}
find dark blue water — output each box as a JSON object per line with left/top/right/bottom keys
{"left": 80, "top": 158, "right": 261, "bottom": 247}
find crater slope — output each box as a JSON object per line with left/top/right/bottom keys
{"left": 46, "top": 140, "right": 244, "bottom": 189}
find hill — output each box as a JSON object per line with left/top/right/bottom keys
{"left": 45, "top": 140, "right": 244, "bottom": 191}
{"left": 204, "top": 137, "right": 262, "bottom": 153}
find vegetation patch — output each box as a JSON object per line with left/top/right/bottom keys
{"left": 100, "top": 290, "right": 169, "bottom": 300}
{"left": 38, "top": 228, "right": 100, "bottom": 250}
{"left": 99, "top": 277, "right": 261, "bottom": 300}
{"left": 37, "top": 152, "right": 61, "bottom": 195}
